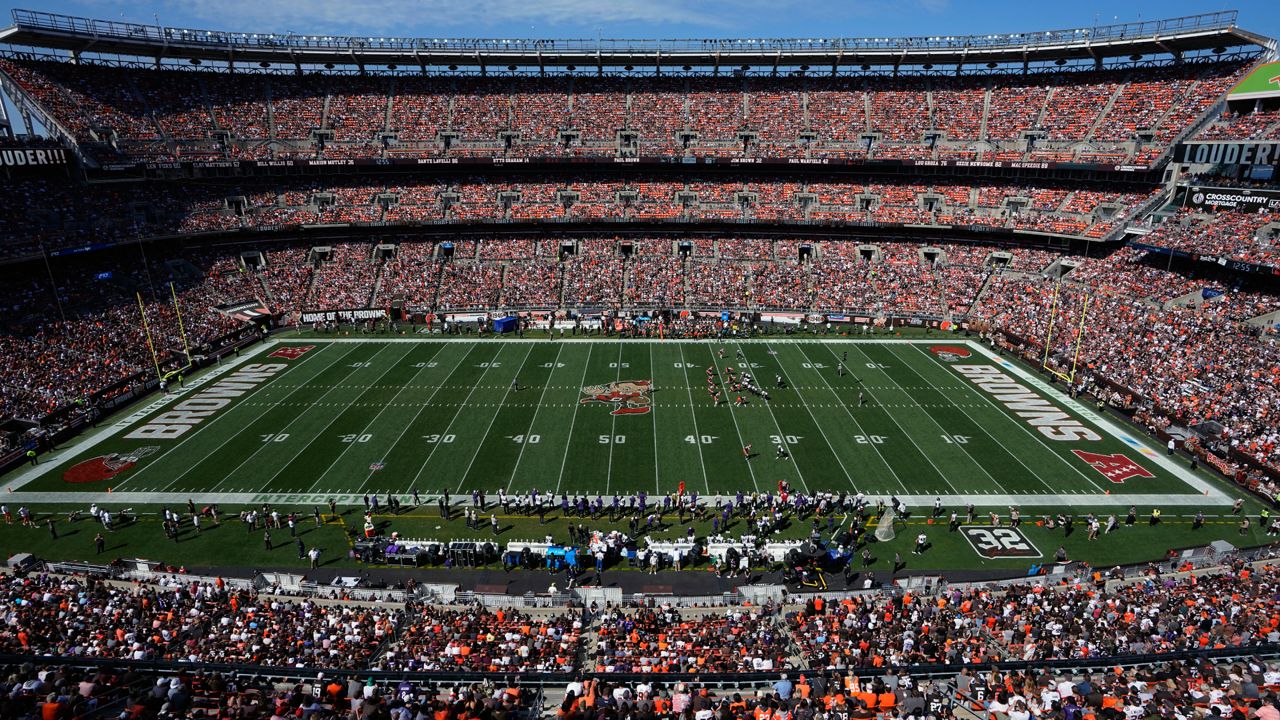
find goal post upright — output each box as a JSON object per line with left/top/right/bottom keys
{"left": 1041, "top": 281, "right": 1091, "bottom": 385}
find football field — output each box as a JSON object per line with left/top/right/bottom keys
{"left": 2, "top": 336, "right": 1229, "bottom": 509}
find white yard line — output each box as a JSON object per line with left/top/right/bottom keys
{"left": 552, "top": 345, "right": 594, "bottom": 496}
{"left": 673, "top": 345, "right": 712, "bottom": 495}
{"left": 249, "top": 344, "right": 412, "bottom": 492}
{"left": 702, "top": 344, "right": 760, "bottom": 493}
{"left": 900, "top": 344, "right": 1104, "bottom": 494}
{"left": 763, "top": 341, "right": 862, "bottom": 494}
{"left": 2, "top": 340, "right": 280, "bottom": 493}
{"left": 505, "top": 343, "right": 567, "bottom": 493}
{"left": 451, "top": 343, "right": 534, "bottom": 492}
{"left": 603, "top": 344, "right": 625, "bottom": 496}
{"left": 778, "top": 343, "right": 908, "bottom": 493}
{"left": 148, "top": 343, "right": 357, "bottom": 493}
{"left": 385, "top": 345, "right": 492, "bottom": 496}
{"left": 733, "top": 342, "right": 811, "bottom": 495}
{"left": 306, "top": 343, "right": 453, "bottom": 493}
{"left": 207, "top": 343, "right": 401, "bottom": 491}
{"left": 813, "top": 343, "right": 963, "bottom": 494}
{"left": 966, "top": 341, "right": 1232, "bottom": 503}
{"left": 405, "top": 344, "right": 509, "bottom": 492}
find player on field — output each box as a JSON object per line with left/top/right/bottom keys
{"left": 743, "top": 443, "right": 752, "bottom": 459}
{"left": 775, "top": 444, "right": 789, "bottom": 460}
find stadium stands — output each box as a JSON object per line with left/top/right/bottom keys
{"left": 0, "top": 176, "right": 1161, "bottom": 261}
{"left": 0, "top": 59, "right": 1249, "bottom": 166}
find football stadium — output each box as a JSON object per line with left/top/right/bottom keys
{"left": 0, "top": 5, "right": 1278, "bottom": 718}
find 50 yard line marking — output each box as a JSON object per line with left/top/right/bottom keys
{"left": 452, "top": 343, "right": 534, "bottom": 493}
{"left": 306, "top": 343, "right": 453, "bottom": 493}
{"left": 553, "top": 344, "right": 594, "bottom": 496}
{"left": 603, "top": 343, "right": 624, "bottom": 496}
{"left": 505, "top": 343, "right": 566, "bottom": 493}
{"left": 648, "top": 343, "right": 663, "bottom": 496}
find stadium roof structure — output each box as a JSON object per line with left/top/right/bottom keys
{"left": 0, "top": 9, "right": 1273, "bottom": 73}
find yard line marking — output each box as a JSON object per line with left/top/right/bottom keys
{"left": 762, "top": 341, "right": 855, "bottom": 494}
{"left": 649, "top": 343, "right": 663, "bottom": 496}
{"left": 254, "top": 344, "right": 414, "bottom": 492}
{"left": 146, "top": 342, "right": 357, "bottom": 493}
{"left": 406, "top": 344, "right": 509, "bottom": 492}
{"left": 901, "top": 344, "right": 1104, "bottom": 494}
{"left": 452, "top": 343, "right": 535, "bottom": 493}
{"left": 703, "top": 345, "right": 759, "bottom": 493}
{"left": 306, "top": 343, "right": 453, "bottom": 493}
{"left": 781, "top": 343, "right": 906, "bottom": 493}
{"left": 553, "top": 345, "right": 594, "bottom": 496}
{"left": 604, "top": 343, "right": 624, "bottom": 496}
{"left": 878, "top": 343, "right": 1051, "bottom": 492}
{"left": 734, "top": 342, "right": 810, "bottom": 495}
{"left": 966, "top": 340, "right": 1228, "bottom": 502}
{"left": 842, "top": 343, "right": 1003, "bottom": 491}
{"left": 814, "top": 343, "right": 963, "bottom": 494}
{"left": 505, "top": 343, "right": 567, "bottom": 493}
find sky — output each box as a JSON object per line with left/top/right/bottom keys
{"left": 7, "top": 0, "right": 1278, "bottom": 41}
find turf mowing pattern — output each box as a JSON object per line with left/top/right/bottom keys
{"left": 3, "top": 338, "right": 1228, "bottom": 508}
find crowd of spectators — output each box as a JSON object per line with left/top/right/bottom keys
{"left": 1140, "top": 208, "right": 1279, "bottom": 268}
{"left": 0, "top": 58, "right": 1246, "bottom": 164}
{"left": 383, "top": 606, "right": 582, "bottom": 673}
{"left": 2, "top": 557, "right": 1280, "bottom": 690}
{"left": 593, "top": 605, "right": 791, "bottom": 674}
{"left": 0, "top": 175, "right": 1163, "bottom": 262}
{"left": 0, "top": 572, "right": 393, "bottom": 667}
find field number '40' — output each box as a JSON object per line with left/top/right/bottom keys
{"left": 685, "top": 435, "right": 717, "bottom": 444}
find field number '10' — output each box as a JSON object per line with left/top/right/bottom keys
{"left": 940, "top": 434, "right": 970, "bottom": 444}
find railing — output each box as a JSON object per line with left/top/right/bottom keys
{"left": 8, "top": 9, "right": 1240, "bottom": 56}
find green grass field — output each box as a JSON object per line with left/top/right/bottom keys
{"left": 3, "top": 335, "right": 1228, "bottom": 510}
{"left": 0, "top": 334, "right": 1264, "bottom": 573}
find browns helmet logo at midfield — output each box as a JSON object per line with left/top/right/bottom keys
{"left": 580, "top": 380, "right": 654, "bottom": 416}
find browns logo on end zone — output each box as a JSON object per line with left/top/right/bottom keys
{"left": 63, "top": 447, "right": 158, "bottom": 484}
{"left": 580, "top": 380, "right": 654, "bottom": 416}
{"left": 929, "top": 345, "right": 972, "bottom": 362}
